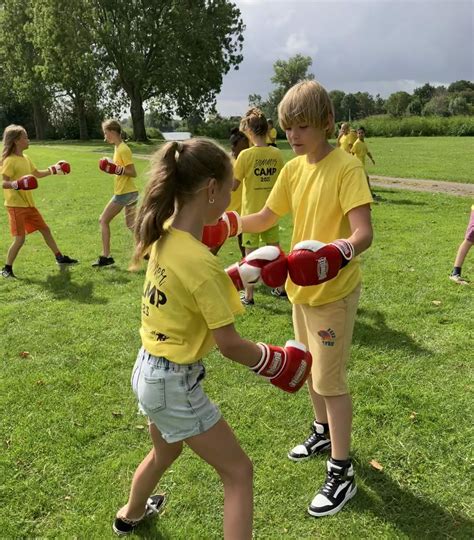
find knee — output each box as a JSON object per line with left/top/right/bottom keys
{"left": 225, "top": 455, "right": 253, "bottom": 485}
{"left": 98, "top": 215, "right": 108, "bottom": 227}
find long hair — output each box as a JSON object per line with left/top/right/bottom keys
{"left": 2, "top": 125, "right": 25, "bottom": 161}
{"left": 131, "top": 138, "right": 232, "bottom": 268}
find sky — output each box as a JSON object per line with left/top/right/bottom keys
{"left": 215, "top": 0, "right": 474, "bottom": 116}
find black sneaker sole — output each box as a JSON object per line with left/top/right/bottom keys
{"left": 307, "top": 483, "right": 357, "bottom": 517}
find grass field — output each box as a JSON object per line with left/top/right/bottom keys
{"left": 35, "top": 135, "right": 474, "bottom": 184}
{"left": 1, "top": 144, "right": 473, "bottom": 538}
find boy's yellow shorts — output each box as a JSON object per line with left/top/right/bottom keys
{"left": 292, "top": 284, "right": 361, "bottom": 396}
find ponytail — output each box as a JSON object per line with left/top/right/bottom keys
{"left": 131, "top": 142, "right": 179, "bottom": 269}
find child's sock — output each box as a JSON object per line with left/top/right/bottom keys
{"left": 451, "top": 266, "right": 461, "bottom": 276}
{"left": 4, "top": 264, "right": 12, "bottom": 272}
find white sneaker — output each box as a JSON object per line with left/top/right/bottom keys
{"left": 449, "top": 274, "right": 469, "bottom": 285}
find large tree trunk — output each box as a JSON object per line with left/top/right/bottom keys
{"left": 32, "top": 101, "right": 47, "bottom": 140}
{"left": 130, "top": 92, "right": 147, "bottom": 141}
{"left": 75, "top": 96, "right": 89, "bottom": 140}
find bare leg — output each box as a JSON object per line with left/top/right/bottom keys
{"left": 307, "top": 380, "right": 328, "bottom": 424}
{"left": 124, "top": 203, "right": 137, "bottom": 233}
{"left": 119, "top": 423, "right": 183, "bottom": 520}
{"left": 325, "top": 393, "right": 352, "bottom": 460}
{"left": 39, "top": 227, "right": 60, "bottom": 254}
{"left": 99, "top": 201, "right": 123, "bottom": 257}
{"left": 453, "top": 239, "right": 473, "bottom": 268}
{"left": 186, "top": 418, "right": 253, "bottom": 540}
{"left": 6, "top": 235, "right": 25, "bottom": 265}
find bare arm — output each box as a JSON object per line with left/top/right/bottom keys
{"left": 31, "top": 168, "right": 50, "bottom": 179}
{"left": 241, "top": 206, "right": 279, "bottom": 234}
{"left": 346, "top": 204, "right": 373, "bottom": 256}
{"left": 123, "top": 163, "right": 137, "bottom": 177}
{"left": 212, "top": 324, "right": 261, "bottom": 368}
{"left": 367, "top": 152, "right": 375, "bottom": 164}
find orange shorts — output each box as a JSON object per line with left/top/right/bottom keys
{"left": 7, "top": 206, "right": 48, "bottom": 236}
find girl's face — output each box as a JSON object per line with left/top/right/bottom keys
{"left": 103, "top": 128, "right": 119, "bottom": 144}
{"left": 16, "top": 131, "right": 29, "bottom": 152}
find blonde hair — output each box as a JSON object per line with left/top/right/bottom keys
{"left": 239, "top": 107, "right": 268, "bottom": 137}
{"left": 2, "top": 124, "right": 26, "bottom": 161}
{"left": 102, "top": 119, "right": 126, "bottom": 140}
{"left": 278, "top": 80, "right": 335, "bottom": 138}
{"left": 131, "top": 138, "right": 232, "bottom": 268}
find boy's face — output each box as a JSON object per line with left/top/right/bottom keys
{"left": 285, "top": 124, "right": 326, "bottom": 156}
{"left": 357, "top": 129, "right": 365, "bottom": 140}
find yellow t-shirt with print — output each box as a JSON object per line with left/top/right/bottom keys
{"left": 140, "top": 227, "right": 244, "bottom": 363}
{"left": 266, "top": 148, "right": 373, "bottom": 306}
{"left": 1, "top": 155, "right": 36, "bottom": 207}
{"left": 351, "top": 139, "right": 369, "bottom": 168}
{"left": 266, "top": 127, "right": 277, "bottom": 144}
{"left": 113, "top": 142, "right": 136, "bottom": 195}
{"left": 234, "top": 146, "right": 284, "bottom": 216}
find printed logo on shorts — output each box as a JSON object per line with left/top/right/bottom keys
{"left": 317, "top": 257, "right": 328, "bottom": 280}
{"left": 318, "top": 328, "right": 336, "bottom": 347}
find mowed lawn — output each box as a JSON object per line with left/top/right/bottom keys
{"left": 0, "top": 144, "right": 473, "bottom": 539}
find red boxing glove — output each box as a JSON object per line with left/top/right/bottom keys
{"left": 11, "top": 175, "right": 38, "bottom": 190}
{"left": 226, "top": 245, "right": 285, "bottom": 290}
{"left": 99, "top": 157, "right": 124, "bottom": 176}
{"left": 252, "top": 340, "right": 312, "bottom": 393}
{"left": 48, "top": 160, "right": 71, "bottom": 175}
{"left": 202, "top": 211, "right": 242, "bottom": 249}
{"left": 287, "top": 239, "right": 354, "bottom": 286}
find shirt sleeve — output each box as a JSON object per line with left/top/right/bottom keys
{"left": 192, "top": 272, "right": 243, "bottom": 330}
{"left": 1, "top": 158, "right": 13, "bottom": 177}
{"left": 339, "top": 163, "right": 373, "bottom": 214}
{"left": 26, "top": 156, "right": 36, "bottom": 173}
{"left": 265, "top": 164, "right": 291, "bottom": 217}
{"left": 119, "top": 145, "right": 133, "bottom": 167}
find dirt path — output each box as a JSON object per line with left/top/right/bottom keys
{"left": 371, "top": 175, "right": 473, "bottom": 197}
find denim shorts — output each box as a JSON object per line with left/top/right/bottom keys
{"left": 112, "top": 191, "right": 139, "bottom": 206}
{"left": 131, "top": 347, "right": 221, "bottom": 443}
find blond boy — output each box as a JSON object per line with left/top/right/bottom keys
{"left": 241, "top": 81, "right": 373, "bottom": 516}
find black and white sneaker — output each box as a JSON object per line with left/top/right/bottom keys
{"left": 1, "top": 266, "right": 16, "bottom": 278}
{"left": 56, "top": 254, "right": 78, "bottom": 265}
{"left": 308, "top": 459, "right": 357, "bottom": 517}
{"left": 113, "top": 493, "right": 166, "bottom": 536}
{"left": 287, "top": 421, "right": 331, "bottom": 461}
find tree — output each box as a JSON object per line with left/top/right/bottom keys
{"left": 413, "top": 83, "right": 436, "bottom": 106}
{"left": 354, "top": 92, "right": 375, "bottom": 119}
{"left": 32, "top": 0, "right": 102, "bottom": 140}
{"left": 406, "top": 97, "right": 422, "bottom": 116}
{"left": 422, "top": 94, "right": 451, "bottom": 117}
{"left": 448, "top": 80, "right": 474, "bottom": 93}
{"left": 329, "top": 90, "right": 345, "bottom": 122}
{"left": 0, "top": 0, "right": 51, "bottom": 139}
{"left": 385, "top": 91, "right": 412, "bottom": 117}
{"left": 340, "top": 93, "right": 359, "bottom": 121}
{"left": 448, "top": 96, "right": 470, "bottom": 116}
{"left": 87, "top": 0, "right": 244, "bottom": 141}
{"left": 373, "top": 94, "right": 386, "bottom": 115}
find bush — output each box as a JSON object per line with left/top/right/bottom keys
{"left": 146, "top": 127, "right": 164, "bottom": 139}
{"left": 360, "top": 115, "right": 474, "bottom": 137}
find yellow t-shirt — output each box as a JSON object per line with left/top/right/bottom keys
{"left": 228, "top": 180, "right": 243, "bottom": 213}
{"left": 113, "top": 142, "right": 136, "bottom": 195}
{"left": 266, "top": 127, "right": 277, "bottom": 144}
{"left": 351, "top": 139, "right": 369, "bottom": 168}
{"left": 339, "top": 134, "right": 352, "bottom": 153}
{"left": 1, "top": 155, "right": 36, "bottom": 207}
{"left": 140, "top": 227, "right": 244, "bottom": 363}
{"left": 266, "top": 148, "right": 373, "bottom": 306}
{"left": 234, "top": 146, "right": 284, "bottom": 216}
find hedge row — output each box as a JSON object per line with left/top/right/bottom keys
{"left": 356, "top": 115, "right": 474, "bottom": 137}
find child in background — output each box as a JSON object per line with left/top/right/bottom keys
{"left": 234, "top": 108, "right": 285, "bottom": 305}
{"left": 210, "top": 128, "right": 248, "bottom": 257}
{"left": 266, "top": 119, "right": 278, "bottom": 147}
{"left": 237, "top": 80, "right": 373, "bottom": 517}
{"left": 449, "top": 204, "right": 473, "bottom": 285}
{"left": 113, "top": 138, "right": 311, "bottom": 537}
{"left": 336, "top": 122, "right": 351, "bottom": 152}
{"left": 351, "top": 127, "right": 378, "bottom": 199}
{"left": 1, "top": 124, "right": 77, "bottom": 278}
{"left": 93, "top": 119, "right": 138, "bottom": 267}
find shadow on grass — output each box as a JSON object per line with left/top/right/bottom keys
{"left": 24, "top": 267, "right": 108, "bottom": 304}
{"left": 354, "top": 307, "right": 429, "bottom": 357}
{"left": 352, "top": 458, "right": 473, "bottom": 537}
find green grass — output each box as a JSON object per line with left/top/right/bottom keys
{"left": 1, "top": 145, "right": 473, "bottom": 538}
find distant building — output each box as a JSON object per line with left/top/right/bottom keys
{"left": 161, "top": 132, "right": 192, "bottom": 141}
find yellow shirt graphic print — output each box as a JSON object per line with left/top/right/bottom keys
{"left": 234, "top": 146, "right": 284, "bottom": 216}
{"left": 140, "top": 228, "right": 243, "bottom": 363}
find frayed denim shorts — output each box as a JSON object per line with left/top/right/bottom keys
{"left": 131, "top": 347, "right": 221, "bottom": 443}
